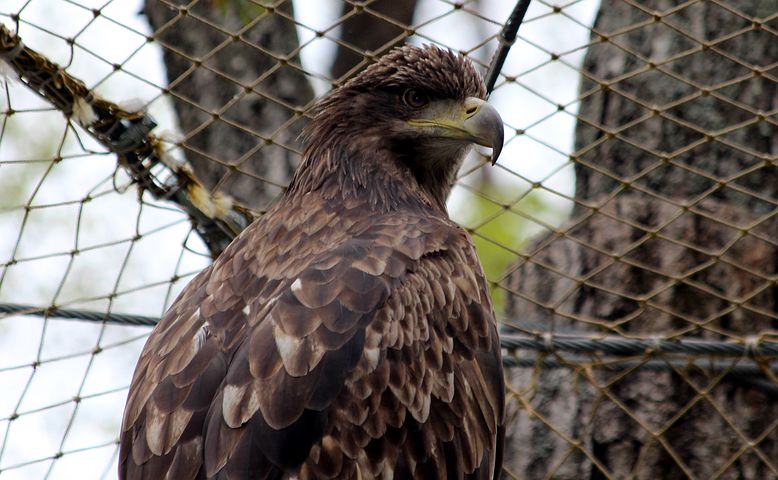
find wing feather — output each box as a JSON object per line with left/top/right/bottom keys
{"left": 120, "top": 197, "right": 504, "bottom": 479}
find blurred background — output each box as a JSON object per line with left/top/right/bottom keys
{"left": 1, "top": 0, "right": 776, "bottom": 478}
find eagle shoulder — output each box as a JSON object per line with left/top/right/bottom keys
{"left": 120, "top": 201, "right": 503, "bottom": 479}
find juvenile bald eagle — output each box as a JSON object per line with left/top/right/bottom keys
{"left": 120, "top": 44, "right": 505, "bottom": 479}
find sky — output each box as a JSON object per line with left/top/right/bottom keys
{"left": 0, "top": 0, "right": 598, "bottom": 478}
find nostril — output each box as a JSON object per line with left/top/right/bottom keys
{"left": 465, "top": 106, "right": 478, "bottom": 116}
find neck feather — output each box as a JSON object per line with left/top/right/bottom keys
{"left": 288, "top": 130, "right": 461, "bottom": 213}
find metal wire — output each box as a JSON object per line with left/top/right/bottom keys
{"left": 2, "top": 0, "right": 777, "bottom": 478}
{"left": 4, "top": 302, "right": 778, "bottom": 359}
{"left": 0, "top": 24, "right": 255, "bottom": 259}
{"left": 503, "top": 356, "right": 778, "bottom": 398}
{"left": 501, "top": 331, "right": 778, "bottom": 357}
{"left": 484, "top": 0, "right": 532, "bottom": 94}
{"left": 502, "top": 355, "right": 778, "bottom": 377}
{"left": 0, "top": 302, "right": 158, "bottom": 327}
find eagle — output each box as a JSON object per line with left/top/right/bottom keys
{"left": 120, "top": 44, "right": 506, "bottom": 480}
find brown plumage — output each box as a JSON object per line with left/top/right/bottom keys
{"left": 120, "top": 44, "right": 505, "bottom": 480}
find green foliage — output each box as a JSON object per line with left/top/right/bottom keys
{"left": 0, "top": 112, "right": 62, "bottom": 209}
{"left": 454, "top": 178, "right": 559, "bottom": 314}
{"left": 212, "top": 0, "right": 267, "bottom": 25}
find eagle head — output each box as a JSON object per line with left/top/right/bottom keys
{"left": 302, "top": 44, "right": 504, "bottom": 208}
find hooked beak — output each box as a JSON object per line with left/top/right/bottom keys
{"left": 408, "top": 97, "right": 504, "bottom": 165}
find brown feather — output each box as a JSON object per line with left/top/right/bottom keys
{"left": 119, "top": 44, "right": 504, "bottom": 480}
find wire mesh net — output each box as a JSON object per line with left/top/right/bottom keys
{"left": 0, "top": 0, "right": 776, "bottom": 479}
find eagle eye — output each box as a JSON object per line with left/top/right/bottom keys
{"left": 402, "top": 89, "right": 429, "bottom": 109}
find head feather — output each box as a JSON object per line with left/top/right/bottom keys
{"left": 294, "top": 44, "right": 488, "bottom": 210}
{"left": 344, "top": 44, "right": 486, "bottom": 100}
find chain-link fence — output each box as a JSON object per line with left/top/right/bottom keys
{"left": 0, "top": 0, "right": 776, "bottom": 479}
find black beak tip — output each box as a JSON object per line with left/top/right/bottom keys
{"left": 490, "top": 130, "right": 504, "bottom": 166}
{"left": 461, "top": 98, "right": 504, "bottom": 166}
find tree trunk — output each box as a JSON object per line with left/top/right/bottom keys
{"left": 143, "top": 1, "right": 314, "bottom": 211}
{"left": 503, "top": 1, "right": 778, "bottom": 478}
{"left": 330, "top": 0, "right": 417, "bottom": 82}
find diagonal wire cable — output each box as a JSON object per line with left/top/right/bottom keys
{"left": 485, "top": 0, "right": 533, "bottom": 95}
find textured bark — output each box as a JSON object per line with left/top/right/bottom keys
{"left": 143, "top": 1, "right": 314, "bottom": 211}
{"left": 330, "top": 0, "right": 417, "bottom": 81}
{"left": 504, "top": 1, "right": 778, "bottom": 478}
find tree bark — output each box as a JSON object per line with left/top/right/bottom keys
{"left": 143, "top": 1, "right": 314, "bottom": 211}
{"left": 330, "top": 0, "right": 417, "bottom": 81}
{"left": 503, "top": 1, "right": 778, "bottom": 478}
